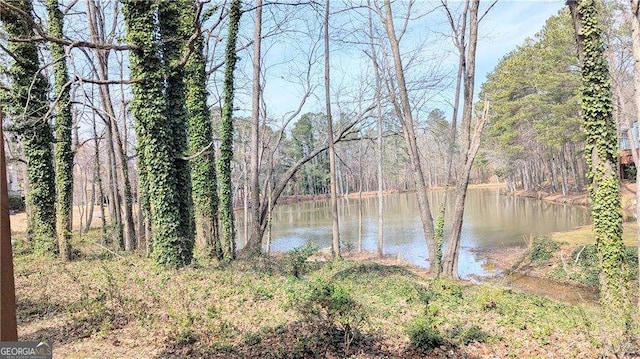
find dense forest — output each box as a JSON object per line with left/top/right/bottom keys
{"left": 2, "top": 0, "right": 640, "bottom": 356}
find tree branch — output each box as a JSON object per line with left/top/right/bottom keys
{"left": 0, "top": 0, "right": 135, "bottom": 51}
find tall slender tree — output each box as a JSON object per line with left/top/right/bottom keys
{"left": 568, "top": 0, "right": 626, "bottom": 304}
{"left": 324, "top": 0, "right": 341, "bottom": 258}
{"left": 183, "top": 1, "right": 222, "bottom": 257}
{"left": 85, "top": 0, "right": 127, "bottom": 250}
{"left": 46, "top": 0, "right": 73, "bottom": 260}
{"left": 442, "top": 0, "right": 485, "bottom": 279}
{"left": 218, "top": 0, "right": 242, "bottom": 260}
{"left": 2, "top": 0, "right": 57, "bottom": 255}
{"left": 365, "top": 0, "right": 385, "bottom": 257}
{"left": 379, "top": 0, "right": 437, "bottom": 272}
{"left": 246, "top": 0, "right": 263, "bottom": 256}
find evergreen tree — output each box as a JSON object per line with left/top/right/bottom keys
{"left": 1, "top": 0, "right": 57, "bottom": 255}
{"left": 481, "top": 10, "right": 583, "bottom": 192}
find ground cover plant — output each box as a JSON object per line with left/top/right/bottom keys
{"left": 10, "top": 232, "right": 640, "bottom": 358}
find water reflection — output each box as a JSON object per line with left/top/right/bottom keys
{"left": 236, "top": 188, "right": 591, "bottom": 279}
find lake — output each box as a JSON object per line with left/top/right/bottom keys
{"left": 236, "top": 187, "right": 591, "bottom": 279}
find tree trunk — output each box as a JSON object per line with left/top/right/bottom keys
{"left": 217, "top": 0, "right": 242, "bottom": 260}
{"left": 441, "top": 0, "right": 485, "bottom": 279}
{"left": 85, "top": 0, "right": 124, "bottom": 249}
{"left": 559, "top": 150, "right": 569, "bottom": 196}
{"left": 158, "top": 0, "right": 195, "bottom": 256}
{"left": 549, "top": 158, "right": 559, "bottom": 193}
{"left": 628, "top": 0, "right": 640, "bottom": 308}
{"left": 247, "top": 0, "right": 263, "bottom": 255}
{"left": 381, "top": 0, "right": 437, "bottom": 271}
{"left": 91, "top": 104, "right": 107, "bottom": 241}
{"left": 357, "top": 138, "right": 364, "bottom": 253}
{"left": 123, "top": 0, "right": 188, "bottom": 267}
{"left": 367, "top": 1, "right": 385, "bottom": 257}
{"left": 0, "top": 111, "right": 18, "bottom": 340}
{"left": 325, "top": 0, "right": 341, "bottom": 259}
{"left": 243, "top": 148, "right": 249, "bottom": 246}
{"left": 47, "top": 0, "right": 73, "bottom": 260}
{"left": 569, "top": 0, "right": 625, "bottom": 304}
{"left": 2, "top": 0, "right": 57, "bottom": 255}
{"left": 183, "top": 0, "right": 221, "bottom": 257}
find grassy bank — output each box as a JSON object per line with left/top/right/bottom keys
{"left": 10, "top": 234, "right": 640, "bottom": 358}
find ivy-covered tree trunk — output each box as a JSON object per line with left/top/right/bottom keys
{"left": 217, "top": 0, "right": 242, "bottom": 261}
{"left": 2, "top": 0, "right": 57, "bottom": 255}
{"left": 158, "top": 0, "right": 195, "bottom": 262}
{"left": 46, "top": 0, "right": 73, "bottom": 261}
{"left": 123, "top": 0, "right": 190, "bottom": 267}
{"left": 568, "top": 0, "right": 626, "bottom": 304}
{"left": 183, "top": 1, "right": 222, "bottom": 257}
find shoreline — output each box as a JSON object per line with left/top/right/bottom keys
{"left": 506, "top": 182, "right": 637, "bottom": 215}
{"left": 274, "top": 182, "right": 507, "bottom": 205}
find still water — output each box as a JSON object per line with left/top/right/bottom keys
{"left": 237, "top": 188, "right": 591, "bottom": 279}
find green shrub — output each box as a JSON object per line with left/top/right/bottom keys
{"left": 8, "top": 195, "right": 25, "bottom": 212}
{"left": 299, "top": 278, "right": 360, "bottom": 323}
{"left": 570, "top": 245, "right": 600, "bottom": 287}
{"left": 286, "top": 242, "right": 319, "bottom": 278}
{"left": 530, "top": 237, "right": 560, "bottom": 262}
{"left": 292, "top": 277, "right": 364, "bottom": 348}
{"left": 406, "top": 317, "right": 444, "bottom": 351}
{"left": 456, "top": 325, "right": 490, "bottom": 345}
{"left": 568, "top": 245, "right": 638, "bottom": 287}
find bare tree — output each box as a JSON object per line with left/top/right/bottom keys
{"left": 366, "top": 0, "right": 385, "bottom": 257}
{"left": 248, "top": 0, "right": 263, "bottom": 255}
{"left": 324, "top": 0, "right": 341, "bottom": 258}
{"left": 441, "top": 0, "right": 488, "bottom": 279}
{"left": 377, "top": 0, "right": 437, "bottom": 272}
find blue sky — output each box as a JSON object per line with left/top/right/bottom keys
{"left": 476, "top": 1, "right": 565, "bottom": 87}
{"left": 234, "top": 1, "right": 568, "bottom": 122}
